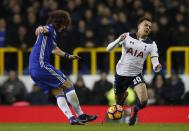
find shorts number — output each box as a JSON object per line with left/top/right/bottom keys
{"left": 133, "top": 76, "right": 142, "bottom": 85}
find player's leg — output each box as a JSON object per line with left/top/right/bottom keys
{"left": 42, "top": 64, "right": 97, "bottom": 123}
{"left": 60, "top": 79, "right": 97, "bottom": 123}
{"left": 134, "top": 83, "right": 148, "bottom": 110}
{"left": 51, "top": 87, "right": 83, "bottom": 125}
{"left": 128, "top": 74, "right": 148, "bottom": 126}
{"left": 38, "top": 65, "right": 86, "bottom": 125}
{"left": 115, "top": 91, "right": 128, "bottom": 106}
{"left": 114, "top": 73, "right": 129, "bottom": 106}
{"left": 30, "top": 67, "right": 83, "bottom": 125}
{"left": 128, "top": 83, "right": 148, "bottom": 125}
{"left": 61, "top": 79, "right": 84, "bottom": 117}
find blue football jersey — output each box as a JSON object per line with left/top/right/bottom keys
{"left": 29, "top": 24, "right": 57, "bottom": 69}
{"left": 29, "top": 24, "right": 67, "bottom": 92}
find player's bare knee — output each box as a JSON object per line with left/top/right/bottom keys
{"left": 51, "top": 88, "right": 64, "bottom": 97}
{"left": 67, "top": 79, "right": 74, "bottom": 87}
{"left": 61, "top": 80, "right": 73, "bottom": 89}
{"left": 137, "top": 94, "right": 148, "bottom": 104}
{"left": 139, "top": 91, "right": 148, "bottom": 103}
{"left": 59, "top": 79, "right": 76, "bottom": 94}
{"left": 140, "top": 96, "right": 148, "bottom": 104}
{"left": 134, "top": 83, "right": 148, "bottom": 103}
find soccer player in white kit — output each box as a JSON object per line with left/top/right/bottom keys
{"left": 106, "top": 17, "right": 162, "bottom": 125}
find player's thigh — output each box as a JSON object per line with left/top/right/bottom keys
{"left": 44, "top": 65, "right": 74, "bottom": 89}
{"left": 60, "top": 78, "right": 73, "bottom": 89}
{"left": 51, "top": 87, "right": 64, "bottom": 97}
{"left": 132, "top": 74, "right": 148, "bottom": 102}
{"left": 134, "top": 83, "right": 148, "bottom": 103}
{"left": 30, "top": 67, "right": 67, "bottom": 96}
{"left": 36, "top": 65, "right": 67, "bottom": 89}
{"left": 114, "top": 74, "right": 131, "bottom": 105}
{"left": 114, "top": 74, "right": 129, "bottom": 95}
{"left": 30, "top": 68, "right": 55, "bottom": 91}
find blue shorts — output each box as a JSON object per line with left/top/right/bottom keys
{"left": 29, "top": 64, "right": 67, "bottom": 92}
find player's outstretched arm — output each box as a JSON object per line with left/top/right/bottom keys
{"left": 106, "top": 33, "right": 127, "bottom": 52}
{"left": 35, "top": 26, "right": 49, "bottom": 36}
{"left": 52, "top": 47, "right": 81, "bottom": 60}
{"left": 151, "top": 56, "right": 162, "bottom": 72}
{"left": 150, "top": 42, "right": 162, "bottom": 72}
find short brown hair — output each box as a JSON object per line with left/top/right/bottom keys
{"left": 137, "top": 17, "right": 152, "bottom": 25}
{"left": 47, "top": 10, "right": 71, "bottom": 30}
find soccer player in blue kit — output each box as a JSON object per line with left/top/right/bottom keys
{"left": 29, "top": 10, "right": 97, "bottom": 125}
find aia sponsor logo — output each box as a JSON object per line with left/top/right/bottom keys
{"left": 126, "top": 48, "right": 144, "bottom": 58}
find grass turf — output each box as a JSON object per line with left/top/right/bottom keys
{"left": 0, "top": 123, "right": 188, "bottom": 131}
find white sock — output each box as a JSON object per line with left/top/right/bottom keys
{"left": 66, "top": 89, "right": 84, "bottom": 116}
{"left": 57, "top": 96, "right": 73, "bottom": 119}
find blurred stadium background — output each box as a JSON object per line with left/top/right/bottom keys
{"left": 0, "top": 0, "right": 189, "bottom": 125}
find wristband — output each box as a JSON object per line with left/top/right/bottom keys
{"left": 64, "top": 53, "right": 70, "bottom": 59}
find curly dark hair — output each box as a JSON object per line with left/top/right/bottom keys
{"left": 47, "top": 10, "right": 71, "bottom": 30}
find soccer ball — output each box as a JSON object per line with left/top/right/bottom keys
{"left": 107, "top": 105, "right": 124, "bottom": 120}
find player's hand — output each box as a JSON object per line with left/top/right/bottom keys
{"left": 35, "top": 26, "right": 44, "bottom": 36}
{"left": 154, "top": 64, "right": 162, "bottom": 72}
{"left": 119, "top": 33, "right": 127, "bottom": 41}
{"left": 69, "top": 55, "right": 81, "bottom": 60}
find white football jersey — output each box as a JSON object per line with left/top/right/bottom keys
{"left": 116, "top": 32, "right": 159, "bottom": 76}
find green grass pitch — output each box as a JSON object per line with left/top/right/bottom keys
{"left": 0, "top": 123, "right": 188, "bottom": 131}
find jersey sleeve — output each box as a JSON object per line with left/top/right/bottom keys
{"left": 119, "top": 32, "right": 128, "bottom": 45}
{"left": 46, "top": 25, "right": 57, "bottom": 48}
{"left": 53, "top": 40, "right": 57, "bottom": 48}
{"left": 44, "top": 25, "right": 55, "bottom": 36}
{"left": 150, "top": 41, "right": 159, "bottom": 57}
